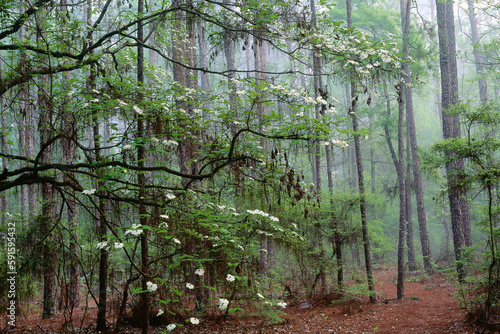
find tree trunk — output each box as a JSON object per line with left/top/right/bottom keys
{"left": 224, "top": 0, "right": 237, "bottom": 128}
{"left": 397, "top": 0, "right": 408, "bottom": 293}
{"left": 35, "top": 6, "right": 57, "bottom": 319}
{"left": 39, "top": 68, "right": 57, "bottom": 321}
{"left": 381, "top": 81, "right": 400, "bottom": 173}
{"left": 198, "top": 21, "right": 210, "bottom": 93}
{"left": 347, "top": 0, "right": 375, "bottom": 302}
{"left": 18, "top": 4, "right": 30, "bottom": 219}
{"left": 310, "top": 0, "right": 327, "bottom": 293}
{"left": 254, "top": 13, "right": 270, "bottom": 280}
{"left": 447, "top": 2, "right": 472, "bottom": 249}
{"left": 405, "top": 130, "right": 417, "bottom": 272}
{"left": 137, "top": 0, "right": 150, "bottom": 332}
{"left": 396, "top": 80, "right": 406, "bottom": 300}
{"left": 436, "top": 0, "right": 467, "bottom": 280}
{"left": 62, "top": 73, "right": 80, "bottom": 310}
{"left": 83, "top": 1, "right": 109, "bottom": 330}
{"left": 402, "top": 0, "right": 433, "bottom": 274}
{"left": 466, "top": 0, "right": 487, "bottom": 103}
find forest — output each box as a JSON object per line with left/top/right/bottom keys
{"left": 0, "top": 0, "right": 499, "bottom": 333}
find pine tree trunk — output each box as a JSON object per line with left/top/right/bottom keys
{"left": 351, "top": 83, "right": 376, "bottom": 302}
{"left": 405, "top": 131, "right": 417, "bottom": 272}
{"left": 381, "top": 82, "right": 400, "bottom": 173}
{"left": 397, "top": 0, "right": 408, "bottom": 292}
{"left": 466, "top": 0, "right": 487, "bottom": 103}
{"left": 402, "top": 0, "right": 433, "bottom": 274}
{"left": 35, "top": 6, "right": 57, "bottom": 318}
{"left": 436, "top": 0, "right": 467, "bottom": 280}
{"left": 137, "top": 0, "right": 150, "bottom": 332}
{"left": 224, "top": 0, "right": 236, "bottom": 109}
{"left": 310, "top": 0, "right": 327, "bottom": 293}
{"left": 39, "top": 72, "right": 57, "bottom": 320}
{"left": 18, "top": 5, "right": 30, "bottom": 219}
{"left": 198, "top": 21, "right": 210, "bottom": 93}
{"left": 62, "top": 71, "right": 80, "bottom": 310}
{"left": 446, "top": 2, "right": 472, "bottom": 249}
{"left": 396, "top": 80, "right": 406, "bottom": 300}
{"left": 347, "top": 0, "right": 375, "bottom": 302}
{"left": 254, "top": 14, "right": 270, "bottom": 280}
{"left": 83, "top": 1, "right": 109, "bottom": 329}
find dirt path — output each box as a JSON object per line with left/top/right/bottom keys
{"left": 184, "top": 269, "right": 474, "bottom": 334}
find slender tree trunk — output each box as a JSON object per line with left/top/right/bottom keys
{"left": 254, "top": 13, "right": 270, "bottom": 280}
{"left": 84, "top": 1, "right": 109, "bottom": 330}
{"left": 447, "top": 2, "right": 472, "bottom": 249}
{"left": 223, "top": 0, "right": 238, "bottom": 137}
{"left": 381, "top": 82, "right": 399, "bottom": 173}
{"left": 18, "top": 3, "right": 30, "bottom": 219}
{"left": 436, "top": 0, "right": 467, "bottom": 280}
{"left": 370, "top": 145, "right": 375, "bottom": 195}
{"left": 310, "top": 0, "right": 327, "bottom": 293}
{"left": 405, "top": 131, "right": 417, "bottom": 272}
{"left": 137, "top": 0, "right": 150, "bottom": 332}
{"left": 198, "top": 21, "right": 210, "bottom": 93}
{"left": 397, "top": 0, "right": 408, "bottom": 292}
{"left": 396, "top": 80, "right": 406, "bottom": 300}
{"left": 172, "top": 0, "right": 187, "bottom": 87}
{"left": 402, "top": 0, "right": 433, "bottom": 274}
{"left": 466, "top": 0, "right": 487, "bottom": 103}
{"left": 94, "top": 89, "right": 109, "bottom": 333}
{"left": 62, "top": 74, "right": 80, "bottom": 310}
{"left": 35, "top": 6, "right": 57, "bottom": 319}
{"left": 39, "top": 69, "right": 57, "bottom": 320}
{"left": 347, "top": 0, "right": 375, "bottom": 302}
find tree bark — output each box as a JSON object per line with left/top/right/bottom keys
{"left": 347, "top": 0, "right": 375, "bottom": 302}
{"left": 35, "top": 5, "right": 57, "bottom": 319}
{"left": 83, "top": 1, "right": 109, "bottom": 330}
{"left": 401, "top": 0, "right": 433, "bottom": 274}
{"left": 466, "top": 0, "right": 487, "bottom": 103}
{"left": 62, "top": 74, "right": 80, "bottom": 310}
{"left": 447, "top": 3, "right": 472, "bottom": 249}
{"left": 137, "top": 0, "right": 150, "bottom": 332}
{"left": 39, "top": 68, "right": 57, "bottom": 321}
{"left": 405, "top": 130, "right": 417, "bottom": 272}
{"left": 18, "top": 3, "right": 30, "bottom": 219}
{"left": 254, "top": 10, "right": 270, "bottom": 280}
{"left": 310, "top": 0, "right": 327, "bottom": 294}
{"left": 436, "top": 0, "right": 467, "bottom": 280}
{"left": 397, "top": 0, "right": 408, "bottom": 293}
{"left": 381, "top": 81, "right": 400, "bottom": 173}
{"left": 198, "top": 21, "right": 210, "bottom": 93}
{"left": 223, "top": 0, "right": 238, "bottom": 135}
{"left": 396, "top": 80, "right": 406, "bottom": 300}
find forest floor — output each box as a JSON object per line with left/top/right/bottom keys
{"left": 3, "top": 267, "right": 491, "bottom": 334}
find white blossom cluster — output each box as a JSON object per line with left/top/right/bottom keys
{"left": 331, "top": 139, "right": 349, "bottom": 148}
{"left": 146, "top": 281, "right": 157, "bottom": 292}
{"left": 125, "top": 223, "right": 143, "bottom": 236}
{"left": 246, "top": 209, "right": 279, "bottom": 222}
{"left": 218, "top": 298, "right": 229, "bottom": 310}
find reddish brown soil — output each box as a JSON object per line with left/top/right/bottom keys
{"left": 179, "top": 269, "right": 476, "bottom": 334}
{"left": 2, "top": 269, "right": 487, "bottom": 333}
